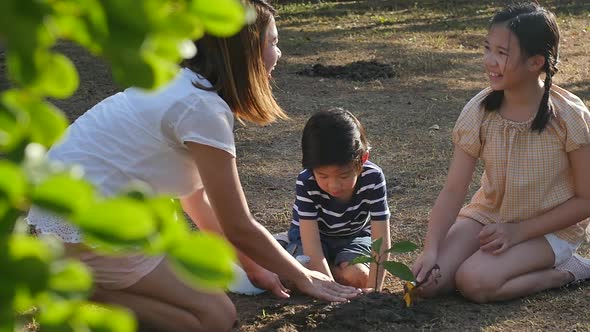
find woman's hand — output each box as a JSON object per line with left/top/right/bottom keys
{"left": 411, "top": 248, "right": 440, "bottom": 289}
{"left": 247, "top": 267, "right": 291, "bottom": 298}
{"left": 478, "top": 223, "right": 521, "bottom": 255}
{"left": 295, "top": 269, "right": 362, "bottom": 302}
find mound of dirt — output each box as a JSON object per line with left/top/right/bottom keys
{"left": 236, "top": 290, "right": 439, "bottom": 331}
{"left": 297, "top": 292, "right": 436, "bottom": 331}
{"left": 296, "top": 60, "right": 395, "bottom": 81}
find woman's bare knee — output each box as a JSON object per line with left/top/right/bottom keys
{"left": 119, "top": 259, "right": 236, "bottom": 330}
{"left": 89, "top": 259, "right": 238, "bottom": 331}
{"left": 91, "top": 288, "right": 206, "bottom": 332}
{"left": 197, "top": 295, "right": 237, "bottom": 332}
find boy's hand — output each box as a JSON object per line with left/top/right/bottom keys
{"left": 247, "top": 267, "right": 291, "bottom": 298}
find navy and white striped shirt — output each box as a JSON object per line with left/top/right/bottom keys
{"left": 290, "top": 161, "right": 390, "bottom": 237}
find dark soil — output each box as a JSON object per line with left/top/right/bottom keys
{"left": 296, "top": 61, "right": 395, "bottom": 81}
{"left": 231, "top": 289, "right": 444, "bottom": 332}
{"left": 6, "top": 0, "right": 590, "bottom": 331}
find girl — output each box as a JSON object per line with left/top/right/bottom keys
{"left": 284, "top": 108, "right": 391, "bottom": 291}
{"left": 412, "top": 2, "right": 590, "bottom": 303}
{"left": 26, "top": 1, "right": 360, "bottom": 331}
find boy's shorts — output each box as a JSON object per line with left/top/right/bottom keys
{"left": 286, "top": 228, "right": 371, "bottom": 266}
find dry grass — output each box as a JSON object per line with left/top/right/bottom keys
{"left": 240, "top": 0, "right": 590, "bottom": 244}
{"left": 234, "top": 0, "right": 590, "bottom": 330}
{"left": 7, "top": 0, "right": 590, "bottom": 331}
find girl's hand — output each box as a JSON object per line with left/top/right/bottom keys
{"left": 247, "top": 267, "right": 291, "bottom": 299}
{"left": 411, "top": 249, "right": 440, "bottom": 289}
{"left": 478, "top": 223, "right": 521, "bottom": 255}
{"left": 295, "top": 269, "right": 362, "bottom": 302}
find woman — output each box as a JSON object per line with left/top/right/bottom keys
{"left": 27, "top": 1, "right": 360, "bottom": 330}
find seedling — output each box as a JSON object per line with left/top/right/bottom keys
{"left": 351, "top": 237, "right": 418, "bottom": 293}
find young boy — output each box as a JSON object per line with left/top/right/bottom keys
{"left": 284, "top": 108, "right": 391, "bottom": 290}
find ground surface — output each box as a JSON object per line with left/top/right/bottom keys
{"left": 4, "top": 0, "right": 590, "bottom": 331}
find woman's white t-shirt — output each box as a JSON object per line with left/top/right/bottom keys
{"left": 27, "top": 68, "right": 235, "bottom": 242}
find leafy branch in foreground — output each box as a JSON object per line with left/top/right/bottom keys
{"left": 0, "top": 0, "right": 248, "bottom": 331}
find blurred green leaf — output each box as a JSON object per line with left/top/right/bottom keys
{"left": 385, "top": 241, "right": 418, "bottom": 254}
{"left": 145, "top": 197, "right": 189, "bottom": 253}
{"left": 0, "top": 0, "right": 249, "bottom": 330}
{"left": 38, "top": 299, "right": 76, "bottom": 332}
{"left": 0, "top": 255, "right": 16, "bottom": 299}
{"left": 110, "top": 54, "right": 155, "bottom": 90}
{"left": 154, "top": 14, "right": 204, "bottom": 41}
{"left": 39, "top": 301, "right": 78, "bottom": 331}
{"left": 0, "top": 303, "right": 15, "bottom": 332}
{"left": 0, "top": 200, "right": 12, "bottom": 233}
{"left": 6, "top": 48, "right": 38, "bottom": 87}
{"left": 101, "top": 0, "right": 150, "bottom": 36}
{"left": 382, "top": 261, "right": 415, "bottom": 281}
{"left": 29, "top": 52, "right": 79, "bottom": 99}
{"left": 49, "top": 0, "right": 108, "bottom": 54}
{"left": 25, "top": 99, "right": 69, "bottom": 147}
{"left": 77, "top": 303, "right": 136, "bottom": 332}
{"left": 9, "top": 234, "right": 53, "bottom": 263}
{"left": 1, "top": 90, "right": 68, "bottom": 148}
{"left": 120, "top": 181, "right": 154, "bottom": 202}
{"left": 0, "top": 99, "right": 27, "bottom": 152}
{"left": 2, "top": 140, "right": 31, "bottom": 164}
{"left": 169, "top": 233, "right": 236, "bottom": 289}
{"left": 1, "top": 0, "right": 51, "bottom": 86}
{"left": 143, "top": 35, "right": 182, "bottom": 62}
{"left": 350, "top": 255, "right": 373, "bottom": 265}
{"left": 49, "top": 260, "right": 93, "bottom": 298}
{"left": 191, "top": 0, "right": 245, "bottom": 37}
{"left": 40, "top": 322, "right": 75, "bottom": 332}
{"left": 13, "top": 286, "right": 37, "bottom": 312}
{"left": 74, "top": 198, "right": 156, "bottom": 246}
{"left": 6, "top": 235, "right": 53, "bottom": 295}
{"left": 143, "top": 52, "right": 179, "bottom": 90}
{"left": 0, "top": 161, "right": 27, "bottom": 205}
{"left": 32, "top": 174, "right": 96, "bottom": 215}
{"left": 0, "top": 203, "right": 21, "bottom": 234}
{"left": 372, "top": 237, "right": 383, "bottom": 254}
{"left": 52, "top": 14, "right": 94, "bottom": 48}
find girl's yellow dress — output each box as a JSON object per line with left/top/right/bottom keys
{"left": 453, "top": 85, "right": 590, "bottom": 245}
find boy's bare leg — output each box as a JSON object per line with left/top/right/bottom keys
{"left": 333, "top": 262, "right": 369, "bottom": 289}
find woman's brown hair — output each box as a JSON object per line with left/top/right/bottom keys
{"left": 182, "top": 0, "right": 287, "bottom": 125}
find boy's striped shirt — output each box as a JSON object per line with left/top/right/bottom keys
{"left": 291, "top": 161, "right": 390, "bottom": 237}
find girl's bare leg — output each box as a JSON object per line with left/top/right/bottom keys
{"left": 416, "top": 218, "right": 482, "bottom": 297}
{"left": 456, "top": 236, "right": 571, "bottom": 303}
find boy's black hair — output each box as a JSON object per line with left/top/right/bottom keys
{"left": 483, "top": 2, "right": 560, "bottom": 132}
{"left": 301, "top": 108, "right": 369, "bottom": 171}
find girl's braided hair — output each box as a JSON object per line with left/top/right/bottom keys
{"left": 483, "top": 2, "right": 560, "bottom": 132}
